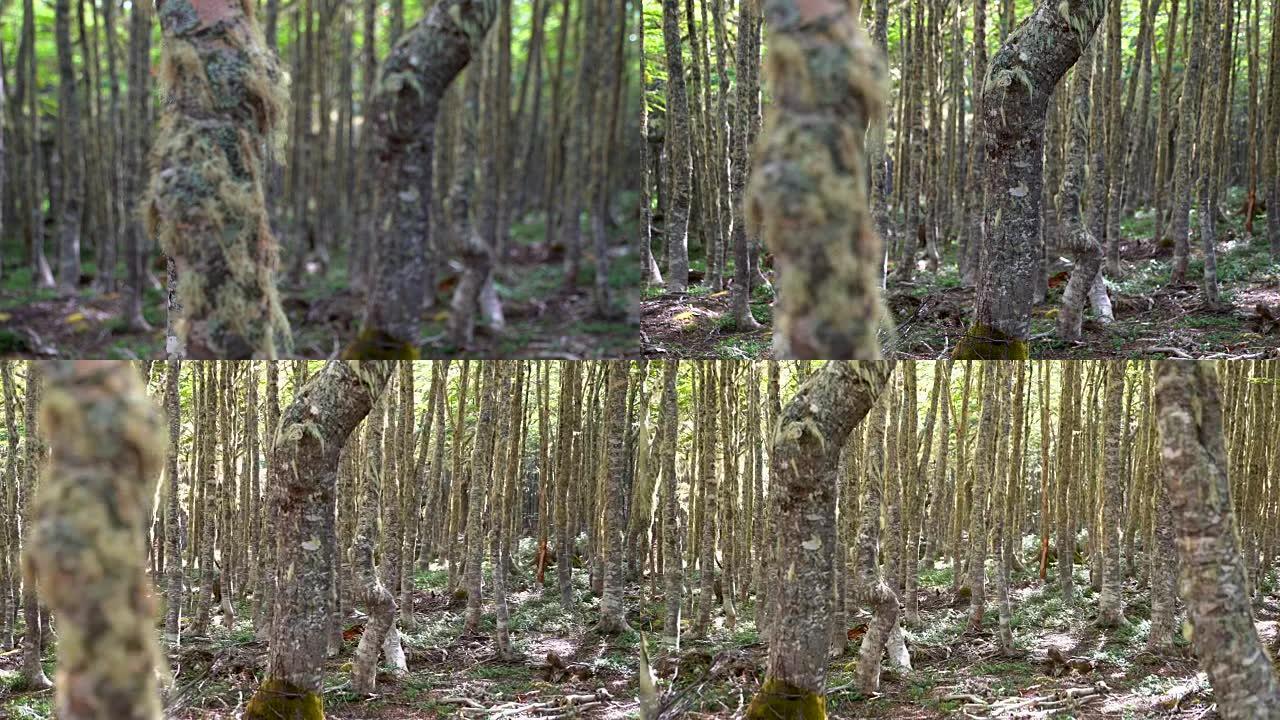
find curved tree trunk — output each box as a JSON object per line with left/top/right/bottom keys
{"left": 747, "top": 0, "right": 886, "bottom": 359}
{"left": 851, "top": 385, "right": 900, "bottom": 694}
{"left": 956, "top": 0, "right": 1108, "bottom": 359}
{"left": 146, "top": 0, "right": 290, "bottom": 358}
{"left": 351, "top": 389, "right": 395, "bottom": 694}
{"left": 745, "top": 360, "right": 891, "bottom": 719}
{"left": 348, "top": 0, "right": 498, "bottom": 358}
{"left": 1056, "top": 44, "right": 1105, "bottom": 342}
{"left": 244, "top": 360, "right": 393, "bottom": 720}
{"left": 25, "top": 362, "right": 166, "bottom": 720}
{"left": 1154, "top": 361, "right": 1280, "bottom": 719}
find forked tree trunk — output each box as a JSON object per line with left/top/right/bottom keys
{"left": 745, "top": 361, "right": 890, "bottom": 719}
{"left": 25, "top": 362, "right": 166, "bottom": 720}
{"left": 955, "top": 0, "right": 1108, "bottom": 359}
{"left": 245, "top": 360, "right": 392, "bottom": 720}
{"left": 747, "top": 0, "right": 886, "bottom": 359}
{"left": 1154, "top": 361, "right": 1280, "bottom": 719}
{"left": 850, "top": 389, "right": 898, "bottom": 694}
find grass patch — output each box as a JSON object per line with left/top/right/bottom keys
{"left": 918, "top": 565, "right": 954, "bottom": 588}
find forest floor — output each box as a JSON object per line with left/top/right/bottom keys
{"left": 0, "top": 210, "right": 639, "bottom": 359}
{"left": 4, "top": 542, "right": 1278, "bottom": 719}
{"left": 642, "top": 198, "right": 1280, "bottom": 360}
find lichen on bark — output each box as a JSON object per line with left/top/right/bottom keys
{"left": 350, "top": 0, "right": 498, "bottom": 357}
{"left": 145, "top": 0, "right": 291, "bottom": 358}
{"left": 747, "top": 0, "right": 888, "bottom": 359}
{"left": 248, "top": 360, "right": 393, "bottom": 717}
{"left": 25, "top": 361, "right": 167, "bottom": 720}
{"left": 959, "top": 0, "right": 1108, "bottom": 357}
{"left": 750, "top": 360, "right": 891, "bottom": 712}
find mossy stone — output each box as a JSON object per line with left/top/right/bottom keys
{"left": 244, "top": 678, "right": 324, "bottom": 720}
{"left": 744, "top": 677, "right": 827, "bottom": 720}
{"left": 952, "top": 323, "right": 1030, "bottom": 360}
{"left": 342, "top": 328, "right": 421, "bottom": 359}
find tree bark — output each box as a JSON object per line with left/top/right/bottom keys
{"left": 146, "top": 0, "right": 290, "bottom": 358}
{"left": 1096, "top": 360, "right": 1127, "bottom": 627}
{"left": 245, "top": 360, "right": 392, "bottom": 720}
{"left": 955, "top": 0, "right": 1109, "bottom": 359}
{"left": 348, "top": 0, "right": 498, "bottom": 358}
{"left": 25, "top": 362, "right": 166, "bottom": 720}
{"left": 746, "top": 360, "right": 890, "bottom": 719}
{"left": 748, "top": 0, "right": 886, "bottom": 359}
{"left": 1154, "top": 361, "right": 1280, "bottom": 719}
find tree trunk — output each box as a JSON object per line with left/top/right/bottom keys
{"left": 25, "top": 362, "right": 165, "bottom": 720}
{"left": 1154, "top": 361, "right": 1280, "bottom": 719}
{"left": 746, "top": 361, "right": 890, "bottom": 719}
{"left": 146, "top": 0, "right": 290, "bottom": 358}
{"left": 1096, "top": 361, "right": 1127, "bottom": 627}
{"left": 748, "top": 0, "right": 886, "bottom": 359}
{"left": 348, "top": 0, "right": 498, "bottom": 358}
{"left": 955, "top": 0, "right": 1108, "bottom": 359}
{"left": 245, "top": 360, "right": 392, "bottom": 720}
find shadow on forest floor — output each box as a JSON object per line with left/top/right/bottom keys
{"left": 641, "top": 281, "right": 774, "bottom": 359}
{"left": 642, "top": 201, "right": 1280, "bottom": 360}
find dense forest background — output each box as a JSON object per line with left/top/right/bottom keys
{"left": 640, "top": 0, "right": 1280, "bottom": 360}
{"left": 0, "top": 0, "right": 642, "bottom": 358}
{"left": 2, "top": 359, "right": 1279, "bottom": 719}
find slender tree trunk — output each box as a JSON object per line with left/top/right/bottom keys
{"left": 1096, "top": 361, "right": 1127, "bottom": 627}
{"left": 18, "top": 363, "right": 52, "bottom": 690}
{"left": 661, "top": 0, "right": 692, "bottom": 292}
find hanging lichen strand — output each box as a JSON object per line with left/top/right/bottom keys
{"left": 144, "top": 0, "right": 290, "bottom": 358}
{"left": 747, "top": 0, "right": 887, "bottom": 359}
{"left": 954, "top": 0, "right": 1108, "bottom": 360}
{"left": 346, "top": 0, "right": 499, "bottom": 360}
{"left": 25, "top": 362, "right": 166, "bottom": 720}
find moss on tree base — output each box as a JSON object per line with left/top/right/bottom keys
{"left": 244, "top": 678, "right": 325, "bottom": 720}
{"left": 745, "top": 677, "right": 827, "bottom": 720}
{"left": 952, "top": 324, "right": 1029, "bottom": 360}
{"left": 342, "top": 328, "right": 421, "bottom": 359}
